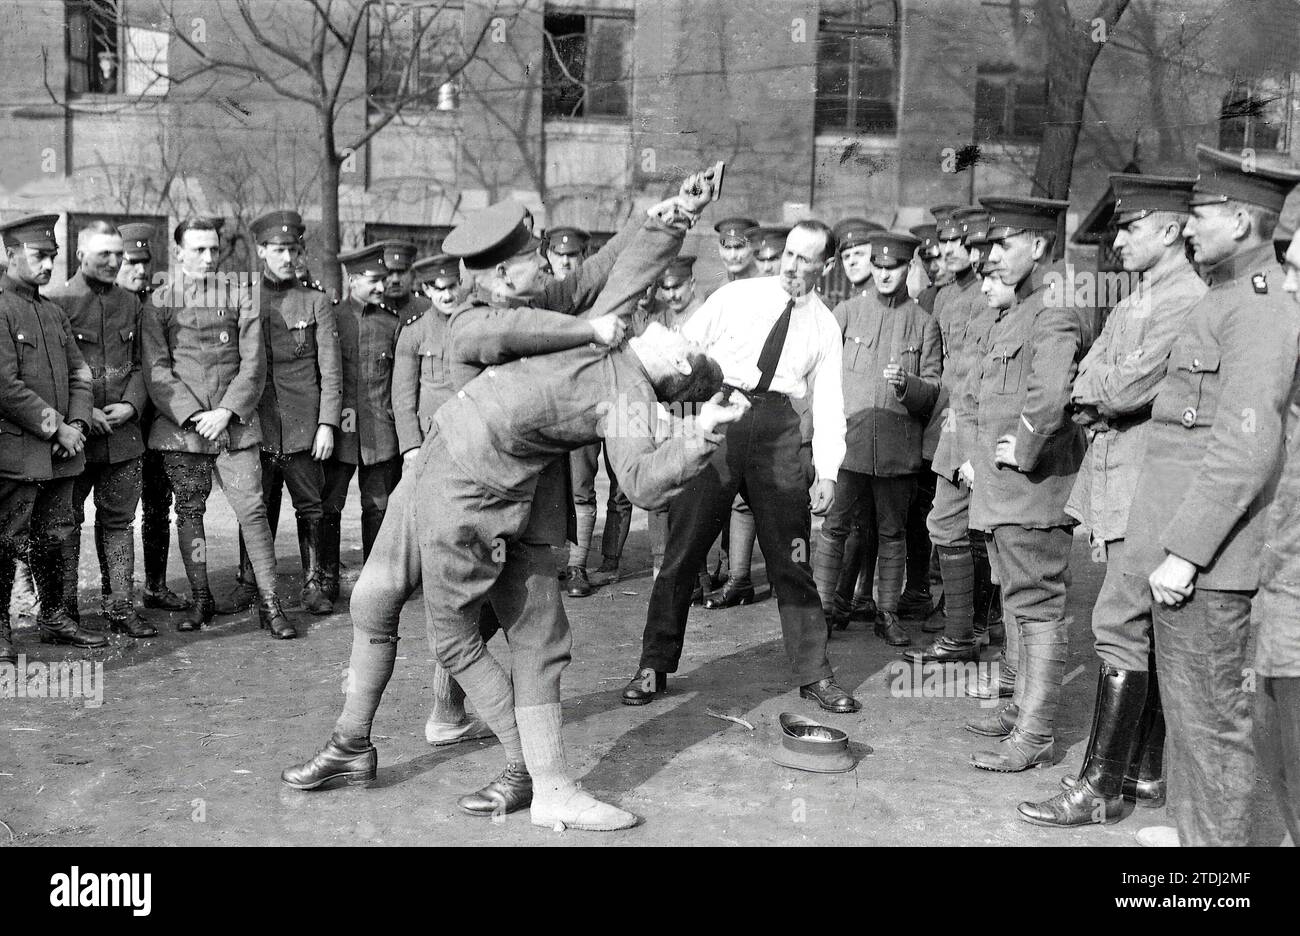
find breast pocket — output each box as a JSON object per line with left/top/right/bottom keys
{"left": 1169, "top": 343, "right": 1220, "bottom": 420}
{"left": 845, "top": 334, "right": 876, "bottom": 372}
{"left": 990, "top": 339, "right": 1025, "bottom": 395}
{"left": 896, "top": 341, "right": 922, "bottom": 374}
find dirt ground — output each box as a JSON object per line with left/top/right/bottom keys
{"left": 0, "top": 475, "right": 1288, "bottom": 848}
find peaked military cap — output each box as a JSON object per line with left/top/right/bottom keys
{"left": 930, "top": 204, "right": 963, "bottom": 240}
{"left": 871, "top": 231, "right": 922, "bottom": 267}
{"left": 117, "top": 223, "right": 155, "bottom": 261}
{"left": 1188, "top": 144, "right": 1300, "bottom": 214}
{"left": 442, "top": 200, "right": 541, "bottom": 272}
{"left": 833, "top": 217, "right": 885, "bottom": 253}
{"left": 659, "top": 254, "right": 697, "bottom": 287}
{"left": 950, "top": 207, "right": 988, "bottom": 242}
{"left": 338, "top": 243, "right": 388, "bottom": 277}
{"left": 980, "top": 196, "right": 1070, "bottom": 239}
{"left": 543, "top": 226, "right": 589, "bottom": 256}
{"left": 714, "top": 216, "right": 759, "bottom": 245}
{"left": 1108, "top": 174, "right": 1196, "bottom": 225}
{"left": 370, "top": 239, "right": 418, "bottom": 272}
{"left": 412, "top": 253, "right": 460, "bottom": 287}
{"left": 252, "top": 210, "right": 306, "bottom": 245}
{"left": 747, "top": 224, "right": 790, "bottom": 259}
{"left": 909, "top": 224, "right": 939, "bottom": 256}
{"left": 1, "top": 213, "right": 59, "bottom": 250}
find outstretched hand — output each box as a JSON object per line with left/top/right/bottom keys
{"left": 589, "top": 313, "right": 628, "bottom": 348}
{"left": 697, "top": 389, "right": 750, "bottom": 434}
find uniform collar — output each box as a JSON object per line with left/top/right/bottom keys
{"left": 74, "top": 271, "right": 115, "bottom": 295}
{"left": 876, "top": 284, "right": 910, "bottom": 308}
{"left": 0, "top": 273, "right": 38, "bottom": 299}
{"left": 1202, "top": 242, "right": 1278, "bottom": 288}
{"left": 262, "top": 271, "right": 296, "bottom": 292}
{"left": 954, "top": 266, "right": 976, "bottom": 287}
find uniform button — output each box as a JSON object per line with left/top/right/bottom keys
{"left": 457, "top": 390, "right": 465, "bottom": 398}
{"left": 853, "top": 337, "right": 861, "bottom": 344}
{"left": 219, "top": 331, "right": 230, "bottom": 343}
{"left": 487, "top": 369, "right": 496, "bottom": 378}
{"left": 1181, "top": 407, "right": 1197, "bottom": 428}
{"left": 1192, "top": 358, "right": 1200, "bottom": 368}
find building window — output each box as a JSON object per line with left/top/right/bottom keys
{"left": 815, "top": 0, "right": 899, "bottom": 135}
{"left": 542, "top": 10, "right": 632, "bottom": 119}
{"left": 65, "top": 213, "right": 166, "bottom": 279}
{"left": 974, "top": 64, "right": 1047, "bottom": 143}
{"left": 368, "top": 1, "right": 464, "bottom": 109}
{"left": 1220, "top": 75, "right": 1295, "bottom": 154}
{"left": 364, "top": 223, "right": 454, "bottom": 259}
{"left": 67, "top": 0, "right": 123, "bottom": 95}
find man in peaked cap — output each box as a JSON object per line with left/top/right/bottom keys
{"left": 964, "top": 195, "right": 1087, "bottom": 775}
{"left": 225, "top": 211, "right": 341, "bottom": 625}
{"left": 1119, "top": 146, "right": 1300, "bottom": 847}
{"left": 1018, "top": 174, "right": 1206, "bottom": 828}
{"left": 392, "top": 254, "right": 462, "bottom": 462}
{"left": 115, "top": 224, "right": 190, "bottom": 614}
{"left": 833, "top": 217, "right": 884, "bottom": 302}
{"left": 748, "top": 225, "right": 790, "bottom": 276}
{"left": 907, "top": 205, "right": 1003, "bottom": 668}
{"left": 909, "top": 222, "right": 944, "bottom": 311}
{"left": 320, "top": 243, "right": 401, "bottom": 588}
{"left": 371, "top": 239, "right": 426, "bottom": 321}
{"left": 543, "top": 226, "right": 589, "bottom": 283}
{"left": 812, "top": 231, "right": 941, "bottom": 646}
{"left": 708, "top": 216, "right": 760, "bottom": 295}
{"left": 0, "top": 214, "right": 103, "bottom": 662}
{"left": 47, "top": 220, "right": 156, "bottom": 639}
{"left": 142, "top": 216, "right": 294, "bottom": 636}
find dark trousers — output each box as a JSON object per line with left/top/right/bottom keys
{"left": 1090, "top": 541, "right": 1153, "bottom": 671}
{"left": 71, "top": 457, "right": 143, "bottom": 612}
{"left": 640, "top": 395, "right": 832, "bottom": 687}
{"left": 1255, "top": 676, "right": 1300, "bottom": 845}
{"left": 1152, "top": 588, "right": 1255, "bottom": 847}
{"left": 261, "top": 450, "right": 325, "bottom": 532}
{"left": 0, "top": 477, "right": 76, "bottom": 622}
{"left": 814, "top": 470, "right": 914, "bottom": 614}
{"left": 905, "top": 462, "right": 936, "bottom": 593}
{"left": 323, "top": 457, "right": 402, "bottom": 560}
{"left": 140, "top": 448, "right": 175, "bottom": 589}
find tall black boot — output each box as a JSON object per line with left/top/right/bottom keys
{"left": 33, "top": 543, "right": 106, "bottom": 648}
{"left": 0, "top": 614, "right": 15, "bottom": 666}
{"left": 179, "top": 586, "right": 215, "bottom": 633}
{"left": 361, "top": 511, "right": 383, "bottom": 562}
{"left": 59, "top": 535, "right": 82, "bottom": 624}
{"left": 1017, "top": 665, "right": 1148, "bottom": 826}
{"left": 1127, "top": 663, "right": 1167, "bottom": 807}
{"left": 258, "top": 594, "right": 297, "bottom": 640}
{"left": 319, "top": 514, "right": 341, "bottom": 602}
{"left": 297, "top": 517, "right": 333, "bottom": 615}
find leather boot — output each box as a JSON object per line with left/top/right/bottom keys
{"left": 704, "top": 577, "right": 755, "bottom": 609}
{"left": 105, "top": 599, "right": 158, "bottom": 639}
{"left": 258, "top": 595, "right": 297, "bottom": 640}
{"left": 873, "top": 609, "right": 910, "bottom": 646}
{"left": 60, "top": 536, "right": 82, "bottom": 624}
{"left": 1127, "top": 666, "right": 1167, "bottom": 807}
{"left": 902, "top": 636, "right": 979, "bottom": 663}
{"left": 297, "top": 517, "right": 333, "bottom": 615}
{"left": 457, "top": 762, "right": 533, "bottom": 816}
{"left": 214, "top": 535, "right": 260, "bottom": 615}
{"left": 1018, "top": 665, "right": 1147, "bottom": 825}
{"left": 281, "top": 732, "right": 377, "bottom": 790}
{"left": 690, "top": 568, "right": 712, "bottom": 605}
{"left": 621, "top": 667, "right": 666, "bottom": 705}
{"left": 565, "top": 565, "right": 593, "bottom": 598}
{"left": 319, "top": 514, "right": 341, "bottom": 602}
{"left": 179, "top": 587, "right": 215, "bottom": 632}
{"left": 971, "top": 727, "right": 1054, "bottom": 772}
{"left": 0, "top": 615, "right": 16, "bottom": 665}
{"left": 969, "top": 647, "right": 1016, "bottom": 699}
{"left": 39, "top": 609, "right": 109, "bottom": 649}
{"left": 965, "top": 702, "right": 1019, "bottom": 737}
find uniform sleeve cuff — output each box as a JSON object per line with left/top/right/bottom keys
{"left": 1159, "top": 495, "right": 1243, "bottom": 569}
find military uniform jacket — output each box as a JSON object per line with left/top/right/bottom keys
{"left": 927, "top": 269, "right": 985, "bottom": 474}
{"left": 1065, "top": 261, "right": 1206, "bottom": 542}
{"left": 48, "top": 272, "right": 147, "bottom": 464}
{"left": 142, "top": 275, "right": 263, "bottom": 454}
{"left": 335, "top": 298, "right": 401, "bottom": 466}
{"left": 1255, "top": 379, "right": 1300, "bottom": 677}
{"left": 0, "top": 274, "right": 93, "bottom": 480}
{"left": 830, "top": 287, "right": 940, "bottom": 476}
{"left": 393, "top": 306, "right": 455, "bottom": 454}
{"left": 536, "top": 214, "right": 639, "bottom": 317}
{"left": 1123, "top": 244, "right": 1300, "bottom": 590}
{"left": 256, "top": 276, "right": 341, "bottom": 455}
{"left": 969, "top": 263, "right": 1086, "bottom": 531}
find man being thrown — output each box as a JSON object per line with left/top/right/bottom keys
{"left": 283, "top": 184, "right": 743, "bottom": 832}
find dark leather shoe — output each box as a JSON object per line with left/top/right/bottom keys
{"left": 565, "top": 566, "right": 593, "bottom": 598}
{"left": 457, "top": 762, "right": 532, "bottom": 816}
{"left": 142, "top": 585, "right": 190, "bottom": 611}
{"left": 873, "top": 610, "right": 910, "bottom": 646}
{"left": 1059, "top": 773, "right": 1167, "bottom": 808}
{"left": 965, "top": 702, "right": 1019, "bottom": 737}
{"left": 621, "top": 667, "right": 666, "bottom": 705}
{"left": 214, "top": 580, "right": 259, "bottom": 616}
{"left": 704, "top": 579, "right": 754, "bottom": 609}
{"left": 902, "top": 637, "right": 979, "bottom": 664}
{"left": 178, "top": 590, "right": 214, "bottom": 633}
{"left": 848, "top": 596, "right": 877, "bottom": 622}
{"left": 594, "top": 558, "right": 620, "bottom": 584}
{"left": 898, "top": 589, "right": 934, "bottom": 621}
{"left": 300, "top": 581, "right": 333, "bottom": 615}
{"left": 39, "top": 611, "right": 109, "bottom": 649}
{"left": 1022, "top": 778, "right": 1125, "bottom": 827}
{"left": 971, "top": 728, "right": 1054, "bottom": 773}
{"left": 281, "top": 734, "right": 377, "bottom": 790}
{"left": 799, "top": 677, "right": 862, "bottom": 714}
{"left": 259, "top": 597, "right": 298, "bottom": 640}
{"left": 108, "top": 611, "right": 158, "bottom": 639}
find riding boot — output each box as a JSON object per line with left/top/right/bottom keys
{"left": 297, "top": 517, "right": 333, "bottom": 615}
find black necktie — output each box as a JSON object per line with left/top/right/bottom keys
{"left": 754, "top": 297, "right": 794, "bottom": 393}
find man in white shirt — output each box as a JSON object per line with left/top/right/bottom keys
{"left": 621, "top": 220, "right": 859, "bottom": 713}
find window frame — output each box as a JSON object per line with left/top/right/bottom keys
{"left": 66, "top": 0, "right": 125, "bottom": 97}
{"left": 542, "top": 7, "right": 634, "bottom": 122}
{"left": 367, "top": 0, "right": 466, "bottom": 111}
{"left": 1219, "top": 74, "right": 1296, "bottom": 155}
{"left": 814, "top": 0, "right": 900, "bottom": 137}
{"left": 973, "top": 63, "right": 1048, "bottom": 145}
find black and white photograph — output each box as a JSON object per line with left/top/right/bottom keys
{"left": 1, "top": 0, "right": 1298, "bottom": 875}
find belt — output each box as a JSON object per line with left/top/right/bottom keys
{"left": 729, "top": 385, "right": 787, "bottom": 404}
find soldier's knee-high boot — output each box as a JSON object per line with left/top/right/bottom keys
{"left": 1127, "top": 661, "right": 1167, "bottom": 807}
{"left": 831, "top": 526, "right": 864, "bottom": 625}
{"left": 33, "top": 541, "right": 106, "bottom": 649}
{"left": 873, "top": 536, "right": 909, "bottom": 645}
{"left": 297, "top": 517, "right": 332, "bottom": 615}
{"left": 319, "top": 514, "right": 341, "bottom": 602}
{"left": 59, "top": 534, "right": 81, "bottom": 624}
{"left": 851, "top": 528, "right": 879, "bottom": 620}
{"left": 971, "top": 532, "right": 1003, "bottom": 644}
{"left": 101, "top": 524, "right": 156, "bottom": 638}
{"left": 217, "top": 532, "right": 260, "bottom": 615}
{"left": 0, "top": 555, "right": 15, "bottom": 665}
{"left": 1018, "top": 665, "right": 1147, "bottom": 825}
{"left": 812, "top": 530, "right": 847, "bottom": 627}
{"left": 903, "top": 544, "right": 977, "bottom": 662}
{"left": 972, "top": 618, "right": 1064, "bottom": 772}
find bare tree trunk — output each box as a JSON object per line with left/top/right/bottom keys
{"left": 318, "top": 108, "right": 343, "bottom": 301}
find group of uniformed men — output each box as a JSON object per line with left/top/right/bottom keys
{"left": 3, "top": 143, "right": 1299, "bottom": 844}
